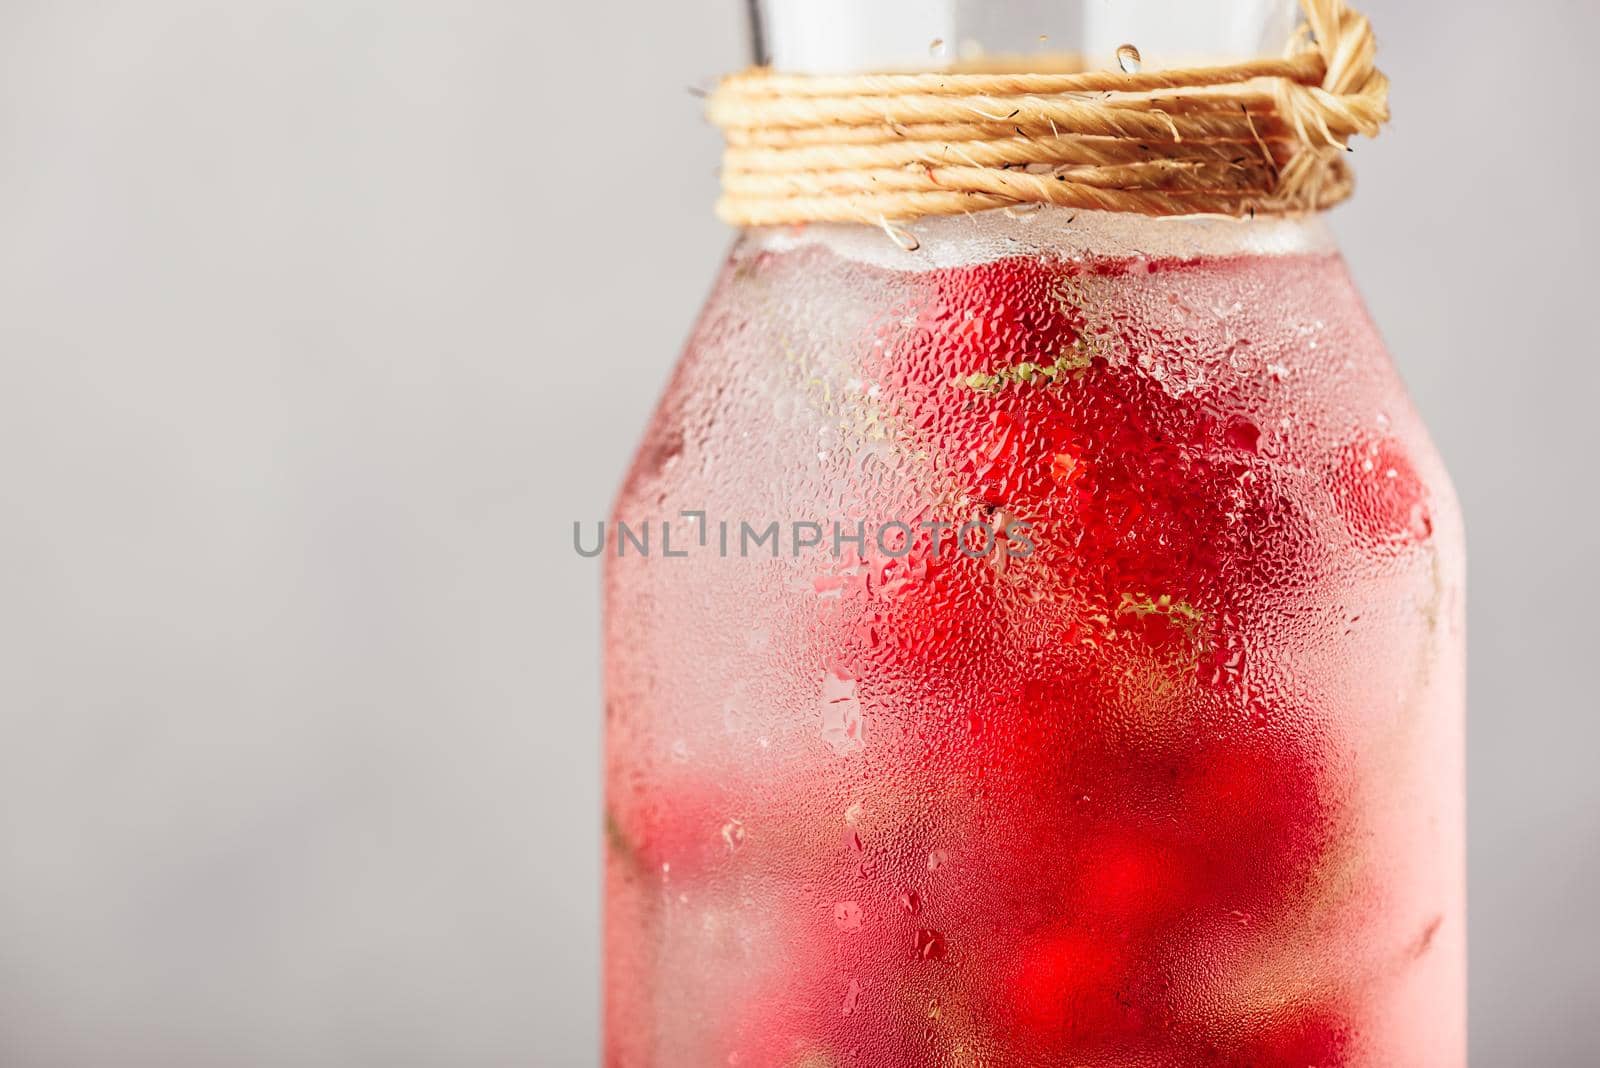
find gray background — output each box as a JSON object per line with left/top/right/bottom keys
{"left": 0, "top": 1, "right": 1595, "bottom": 1064}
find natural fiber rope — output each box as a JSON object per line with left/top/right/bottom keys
{"left": 708, "top": 0, "right": 1388, "bottom": 226}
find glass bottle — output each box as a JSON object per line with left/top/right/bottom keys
{"left": 605, "top": 2, "right": 1465, "bottom": 1064}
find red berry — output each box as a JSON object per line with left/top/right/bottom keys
{"left": 1009, "top": 929, "right": 1131, "bottom": 1037}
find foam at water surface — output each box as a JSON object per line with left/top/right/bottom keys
{"left": 751, "top": 206, "right": 1337, "bottom": 272}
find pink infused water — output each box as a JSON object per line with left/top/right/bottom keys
{"left": 605, "top": 212, "right": 1464, "bottom": 1067}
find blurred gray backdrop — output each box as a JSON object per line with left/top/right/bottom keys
{"left": 1, "top": 1, "right": 1595, "bottom": 1064}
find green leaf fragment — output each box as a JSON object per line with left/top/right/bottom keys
{"left": 957, "top": 342, "right": 1094, "bottom": 394}
{"left": 1118, "top": 592, "right": 1204, "bottom": 624}
{"left": 605, "top": 810, "right": 642, "bottom": 870}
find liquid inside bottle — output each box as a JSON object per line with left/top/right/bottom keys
{"left": 604, "top": 6, "right": 1465, "bottom": 1066}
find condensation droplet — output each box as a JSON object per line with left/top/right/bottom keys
{"left": 841, "top": 977, "right": 862, "bottom": 1016}
{"left": 1225, "top": 417, "right": 1261, "bottom": 454}
{"left": 720, "top": 818, "right": 746, "bottom": 852}
{"left": 1116, "top": 43, "right": 1143, "bottom": 74}
{"left": 834, "top": 900, "right": 864, "bottom": 932}
{"left": 926, "top": 848, "right": 949, "bottom": 872}
{"left": 914, "top": 928, "right": 947, "bottom": 960}
{"left": 900, "top": 890, "right": 922, "bottom": 915}
{"left": 1227, "top": 340, "right": 1257, "bottom": 373}
{"left": 821, "top": 669, "right": 867, "bottom": 755}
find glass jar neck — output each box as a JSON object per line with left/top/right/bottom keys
{"left": 750, "top": 0, "right": 1299, "bottom": 73}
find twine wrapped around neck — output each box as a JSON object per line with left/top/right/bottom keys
{"left": 707, "top": 0, "right": 1388, "bottom": 227}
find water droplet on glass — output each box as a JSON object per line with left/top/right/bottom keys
{"left": 1226, "top": 340, "right": 1257, "bottom": 373}
{"left": 1116, "top": 43, "right": 1143, "bottom": 74}
{"left": 821, "top": 669, "right": 867, "bottom": 755}
{"left": 1409, "top": 502, "right": 1434, "bottom": 540}
{"left": 900, "top": 890, "right": 922, "bottom": 914}
{"left": 834, "top": 900, "right": 864, "bottom": 932}
{"left": 928, "top": 37, "right": 946, "bottom": 57}
{"left": 841, "top": 977, "right": 862, "bottom": 1016}
{"left": 1225, "top": 417, "right": 1261, "bottom": 454}
{"left": 914, "top": 928, "right": 947, "bottom": 960}
{"left": 926, "top": 848, "right": 949, "bottom": 872}
{"left": 721, "top": 818, "right": 746, "bottom": 852}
